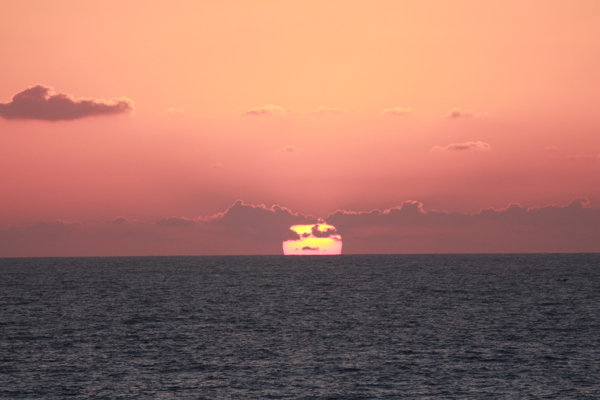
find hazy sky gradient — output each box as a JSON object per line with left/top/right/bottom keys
{"left": 1, "top": 0, "right": 598, "bottom": 255}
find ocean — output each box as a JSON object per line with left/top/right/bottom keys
{"left": 0, "top": 254, "right": 598, "bottom": 399}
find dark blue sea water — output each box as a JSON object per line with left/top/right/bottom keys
{"left": 1, "top": 254, "right": 599, "bottom": 399}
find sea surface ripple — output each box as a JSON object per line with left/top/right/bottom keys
{"left": 1, "top": 254, "right": 599, "bottom": 399}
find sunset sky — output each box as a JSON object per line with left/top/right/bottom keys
{"left": 1, "top": 0, "right": 598, "bottom": 256}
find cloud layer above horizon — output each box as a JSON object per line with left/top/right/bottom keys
{"left": 1, "top": 198, "right": 597, "bottom": 257}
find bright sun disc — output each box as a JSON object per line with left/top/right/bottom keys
{"left": 282, "top": 223, "right": 342, "bottom": 255}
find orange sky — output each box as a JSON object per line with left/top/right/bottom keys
{"left": 1, "top": 0, "right": 598, "bottom": 255}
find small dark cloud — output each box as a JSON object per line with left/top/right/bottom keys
{"left": 302, "top": 246, "right": 319, "bottom": 251}
{"left": 447, "top": 108, "right": 474, "bottom": 119}
{"left": 311, "top": 224, "right": 338, "bottom": 238}
{"left": 244, "top": 104, "right": 285, "bottom": 116}
{"left": 0, "top": 85, "right": 133, "bottom": 121}
{"left": 447, "top": 108, "right": 487, "bottom": 119}
{"left": 285, "top": 228, "right": 301, "bottom": 241}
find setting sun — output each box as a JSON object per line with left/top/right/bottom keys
{"left": 283, "top": 223, "right": 342, "bottom": 255}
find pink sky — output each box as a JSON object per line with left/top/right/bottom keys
{"left": 1, "top": 0, "right": 598, "bottom": 256}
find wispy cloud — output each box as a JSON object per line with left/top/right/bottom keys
{"left": 309, "top": 106, "right": 347, "bottom": 115}
{"left": 0, "top": 84, "right": 133, "bottom": 121}
{"left": 165, "top": 107, "right": 184, "bottom": 115}
{"left": 381, "top": 107, "right": 412, "bottom": 116}
{"left": 278, "top": 145, "right": 297, "bottom": 153}
{"left": 447, "top": 108, "right": 487, "bottom": 119}
{"left": 545, "top": 146, "right": 599, "bottom": 162}
{"left": 244, "top": 104, "right": 286, "bottom": 116}
{"left": 431, "top": 141, "right": 491, "bottom": 152}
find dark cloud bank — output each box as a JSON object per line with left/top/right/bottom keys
{"left": 0, "top": 85, "right": 133, "bottom": 121}
{"left": 1, "top": 199, "right": 598, "bottom": 257}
